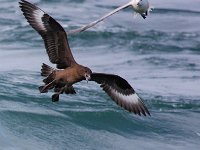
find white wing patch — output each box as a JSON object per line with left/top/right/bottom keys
{"left": 110, "top": 88, "right": 140, "bottom": 104}
{"left": 91, "top": 73, "right": 150, "bottom": 115}
{"left": 33, "top": 9, "right": 46, "bottom": 31}
{"left": 108, "top": 87, "right": 150, "bottom": 115}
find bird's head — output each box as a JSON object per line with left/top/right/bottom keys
{"left": 130, "top": 0, "right": 149, "bottom": 14}
{"left": 79, "top": 66, "right": 92, "bottom": 82}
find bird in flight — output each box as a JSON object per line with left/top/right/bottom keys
{"left": 68, "top": 0, "right": 151, "bottom": 35}
{"left": 19, "top": 0, "right": 150, "bottom": 116}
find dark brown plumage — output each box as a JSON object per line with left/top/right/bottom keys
{"left": 19, "top": 0, "right": 150, "bottom": 116}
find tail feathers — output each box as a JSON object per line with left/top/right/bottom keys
{"left": 39, "top": 86, "right": 48, "bottom": 93}
{"left": 41, "top": 63, "right": 55, "bottom": 77}
{"left": 43, "top": 71, "right": 56, "bottom": 84}
{"left": 41, "top": 63, "right": 56, "bottom": 85}
{"left": 39, "top": 85, "right": 54, "bottom": 93}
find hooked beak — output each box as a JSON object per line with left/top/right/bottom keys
{"left": 85, "top": 74, "right": 91, "bottom": 83}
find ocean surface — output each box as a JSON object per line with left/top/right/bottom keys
{"left": 0, "top": 0, "right": 200, "bottom": 149}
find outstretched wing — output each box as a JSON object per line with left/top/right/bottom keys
{"left": 91, "top": 73, "right": 150, "bottom": 116}
{"left": 19, "top": 0, "right": 77, "bottom": 69}
{"left": 67, "top": 2, "right": 130, "bottom": 35}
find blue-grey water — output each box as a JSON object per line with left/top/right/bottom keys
{"left": 0, "top": 0, "right": 200, "bottom": 149}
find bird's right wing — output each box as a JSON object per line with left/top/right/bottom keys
{"left": 91, "top": 73, "right": 150, "bottom": 116}
{"left": 67, "top": 2, "right": 131, "bottom": 35}
{"left": 19, "top": 0, "right": 77, "bottom": 69}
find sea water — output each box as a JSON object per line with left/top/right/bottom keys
{"left": 0, "top": 0, "right": 200, "bottom": 150}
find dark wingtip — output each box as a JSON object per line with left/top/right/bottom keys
{"left": 19, "top": 0, "right": 28, "bottom": 6}
{"left": 146, "top": 110, "right": 151, "bottom": 116}
{"left": 19, "top": 2, "right": 23, "bottom": 9}
{"left": 133, "top": 99, "right": 151, "bottom": 117}
{"left": 143, "top": 103, "right": 151, "bottom": 116}
{"left": 142, "top": 104, "right": 151, "bottom": 117}
{"left": 143, "top": 107, "right": 151, "bottom": 116}
{"left": 134, "top": 110, "right": 150, "bottom": 117}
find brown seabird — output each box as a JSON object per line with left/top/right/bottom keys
{"left": 19, "top": 0, "right": 150, "bottom": 116}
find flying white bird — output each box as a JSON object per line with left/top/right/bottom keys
{"left": 68, "top": 0, "right": 151, "bottom": 35}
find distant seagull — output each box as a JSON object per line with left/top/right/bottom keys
{"left": 68, "top": 0, "right": 151, "bottom": 35}
{"left": 19, "top": 0, "right": 150, "bottom": 116}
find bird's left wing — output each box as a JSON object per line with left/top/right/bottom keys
{"left": 91, "top": 73, "right": 150, "bottom": 116}
{"left": 19, "top": 0, "right": 77, "bottom": 69}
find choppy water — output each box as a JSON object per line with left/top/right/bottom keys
{"left": 0, "top": 0, "right": 200, "bottom": 150}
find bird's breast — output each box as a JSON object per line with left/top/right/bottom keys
{"left": 55, "top": 68, "right": 83, "bottom": 85}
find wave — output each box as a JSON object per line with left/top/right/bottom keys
{"left": 153, "top": 8, "right": 200, "bottom": 15}
{"left": 68, "top": 30, "right": 200, "bottom": 53}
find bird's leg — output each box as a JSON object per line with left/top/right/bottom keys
{"left": 141, "top": 11, "right": 148, "bottom": 19}
{"left": 141, "top": 13, "right": 146, "bottom": 19}
{"left": 64, "top": 85, "right": 76, "bottom": 94}
{"left": 52, "top": 86, "right": 65, "bottom": 102}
